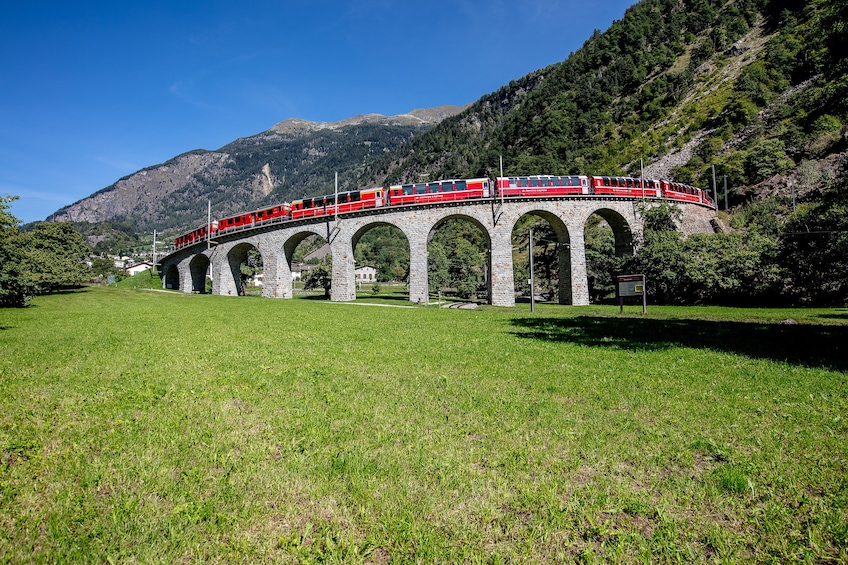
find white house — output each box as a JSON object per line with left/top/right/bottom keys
{"left": 291, "top": 262, "right": 313, "bottom": 281}
{"left": 355, "top": 265, "right": 377, "bottom": 282}
{"left": 126, "top": 261, "right": 153, "bottom": 276}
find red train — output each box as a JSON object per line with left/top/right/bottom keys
{"left": 291, "top": 187, "right": 385, "bottom": 219}
{"left": 174, "top": 174, "right": 714, "bottom": 250}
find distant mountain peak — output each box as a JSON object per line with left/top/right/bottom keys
{"left": 268, "top": 105, "right": 468, "bottom": 134}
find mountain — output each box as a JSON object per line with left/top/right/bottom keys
{"left": 51, "top": 107, "right": 467, "bottom": 232}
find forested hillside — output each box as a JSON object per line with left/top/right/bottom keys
{"left": 358, "top": 0, "right": 845, "bottom": 191}
{"left": 349, "top": 0, "right": 847, "bottom": 305}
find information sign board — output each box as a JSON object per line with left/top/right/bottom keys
{"left": 617, "top": 274, "right": 647, "bottom": 313}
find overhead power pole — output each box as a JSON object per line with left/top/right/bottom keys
{"left": 529, "top": 227, "right": 535, "bottom": 313}
{"left": 207, "top": 200, "right": 212, "bottom": 249}
{"left": 711, "top": 165, "right": 718, "bottom": 212}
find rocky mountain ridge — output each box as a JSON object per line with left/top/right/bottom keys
{"left": 52, "top": 107, "right": 467, "bottom": 231}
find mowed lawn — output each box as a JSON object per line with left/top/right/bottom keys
{"left": 1, "top": 288, "right": 846, "bottom": 563}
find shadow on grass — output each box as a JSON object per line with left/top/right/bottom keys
{"left": 41, "top": 287, "right": 91, "bottom": 295}
{"left": 361, "top": 294, "right": 413, "bottom": 303}
{"left": 816, "top": 312, "right": 848, "bottom": 321}
{"left": 510, "top": 316, "right": 848, "bottom": 372}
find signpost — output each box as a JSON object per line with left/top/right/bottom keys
{"left": 617, "top": 274, "right": 647, "bottom": 314}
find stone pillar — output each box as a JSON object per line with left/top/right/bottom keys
{"left": 489, "top": 230, "right": 515, "bottom": 307}
{"left": 558, "top": 241, "right": 571, "bottom": 305}
{"left": 330, "top": 235, "right": 356, "bottom": 301}
{"left": 262, "top": 248, "right": 291, "bottom": 299}
{"left": 408, "top": 234, "right": 429, "bottom": 305}
{"left": 568, "top": 227, "right": 590, "bottom": 306}
{"left": 211, "top": 247, "right": 239, "bottom": 296}
{"left": 178, "top": 259, "right": 192, "bottom": 293}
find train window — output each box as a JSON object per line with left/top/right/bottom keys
{"left": 455, "top": 180, "right": 466, "bottom": 191}
{"left": 402, "top": 184, "right": 414, "bottom": 195}
{"left": 415, "top": 183, "right": 426, "bottom": 194}
{"left": 351, "top": 191, "right": 360, "bottom": 202}
{"left": 529, "top": 178, "right": 538, "bottom": 187}
{"left": 428, "top": 182, "right": 440, "bottom": 193}
{"left": 442, "top": 181, "right": 454, "bottom": 192}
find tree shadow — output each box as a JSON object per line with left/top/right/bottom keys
{"left": 360, "top": 294, "right": 412, "bottom": 303}
{"left": 815, "top": 312, "right": 848, "bottom": 321}
{"left": 40, "top": 287, "right": 90, "bottom": 295}
{"left": 509, "top": 316, "right": 848, "bottom": 372}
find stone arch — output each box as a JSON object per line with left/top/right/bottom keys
{"left": 283, "top": 228, "right": 328, "bottom": 265}
{"left": 226, "top": 242, "right": 263, "bottom": 296}
{"left": 189, "top": 253, "right": 210, "bottom": 293}
{"left": 586, "top": 207, "right": 635, "bottom": 257}
{"left": 350, "top": 219, "right": 411, "bottom": 298}
{"left": 512, "top": 209, "right": 573, "bottom": 305}
{"left": 164, "top": 263, "right": 180, "bottom": 290}
{"left": 280, "top": 227, "right": 330, "bottom": 298}
{"left": 427, "top": 213, "right": 493, "bottom": 303}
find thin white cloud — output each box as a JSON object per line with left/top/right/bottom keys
{"left": 0, "top": 182, "right": 72, "bottom": 203}
{"left": 94, "top": 156, "right": 140, "bottom": 172}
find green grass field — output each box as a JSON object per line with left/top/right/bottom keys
{"left": 1, "top": 288, "right": 846, "bottom": 563}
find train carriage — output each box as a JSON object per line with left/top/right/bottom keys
{"left": 387, "top": 178, "right": 490, "bottom": 206}
{"left": 174, "top": 222, "right": 217, "bottom": 250}
{"left": 291, "top": 187, "right": 385, "bottom": 219}
{"left": 217, "top": 212, "right": 254, "bottom": 233}
{"left": 591, "top": 176, "right": 655, "bottom": 198}
{"left": 663, "top": 181, "right": 703, "bottom": 204}
{"left": 254, "top": 203, "right": 292, "bottom": 224}
{"left": 496, "top": 175, "right": 589, "bottom": 197}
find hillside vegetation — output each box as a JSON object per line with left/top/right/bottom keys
{"left": 358, "top": 0, "right": 845, "bottom": 192}
{"left": 348, "top": 0, "right": 848, "bottom": 305}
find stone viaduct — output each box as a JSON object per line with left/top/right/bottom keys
{"left": 157, "top": 197, "right": 717, "bottom": 307}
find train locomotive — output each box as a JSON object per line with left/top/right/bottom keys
{"left": 174, "top": 174, "right": 715, "bottom": 250}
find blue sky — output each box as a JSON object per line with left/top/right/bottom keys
{"left": 1, "top": 0, "right": 635, "bottom": 224}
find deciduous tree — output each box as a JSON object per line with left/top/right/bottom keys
{"left": 0, "top": 196, "right": 37, "bottom": 307}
